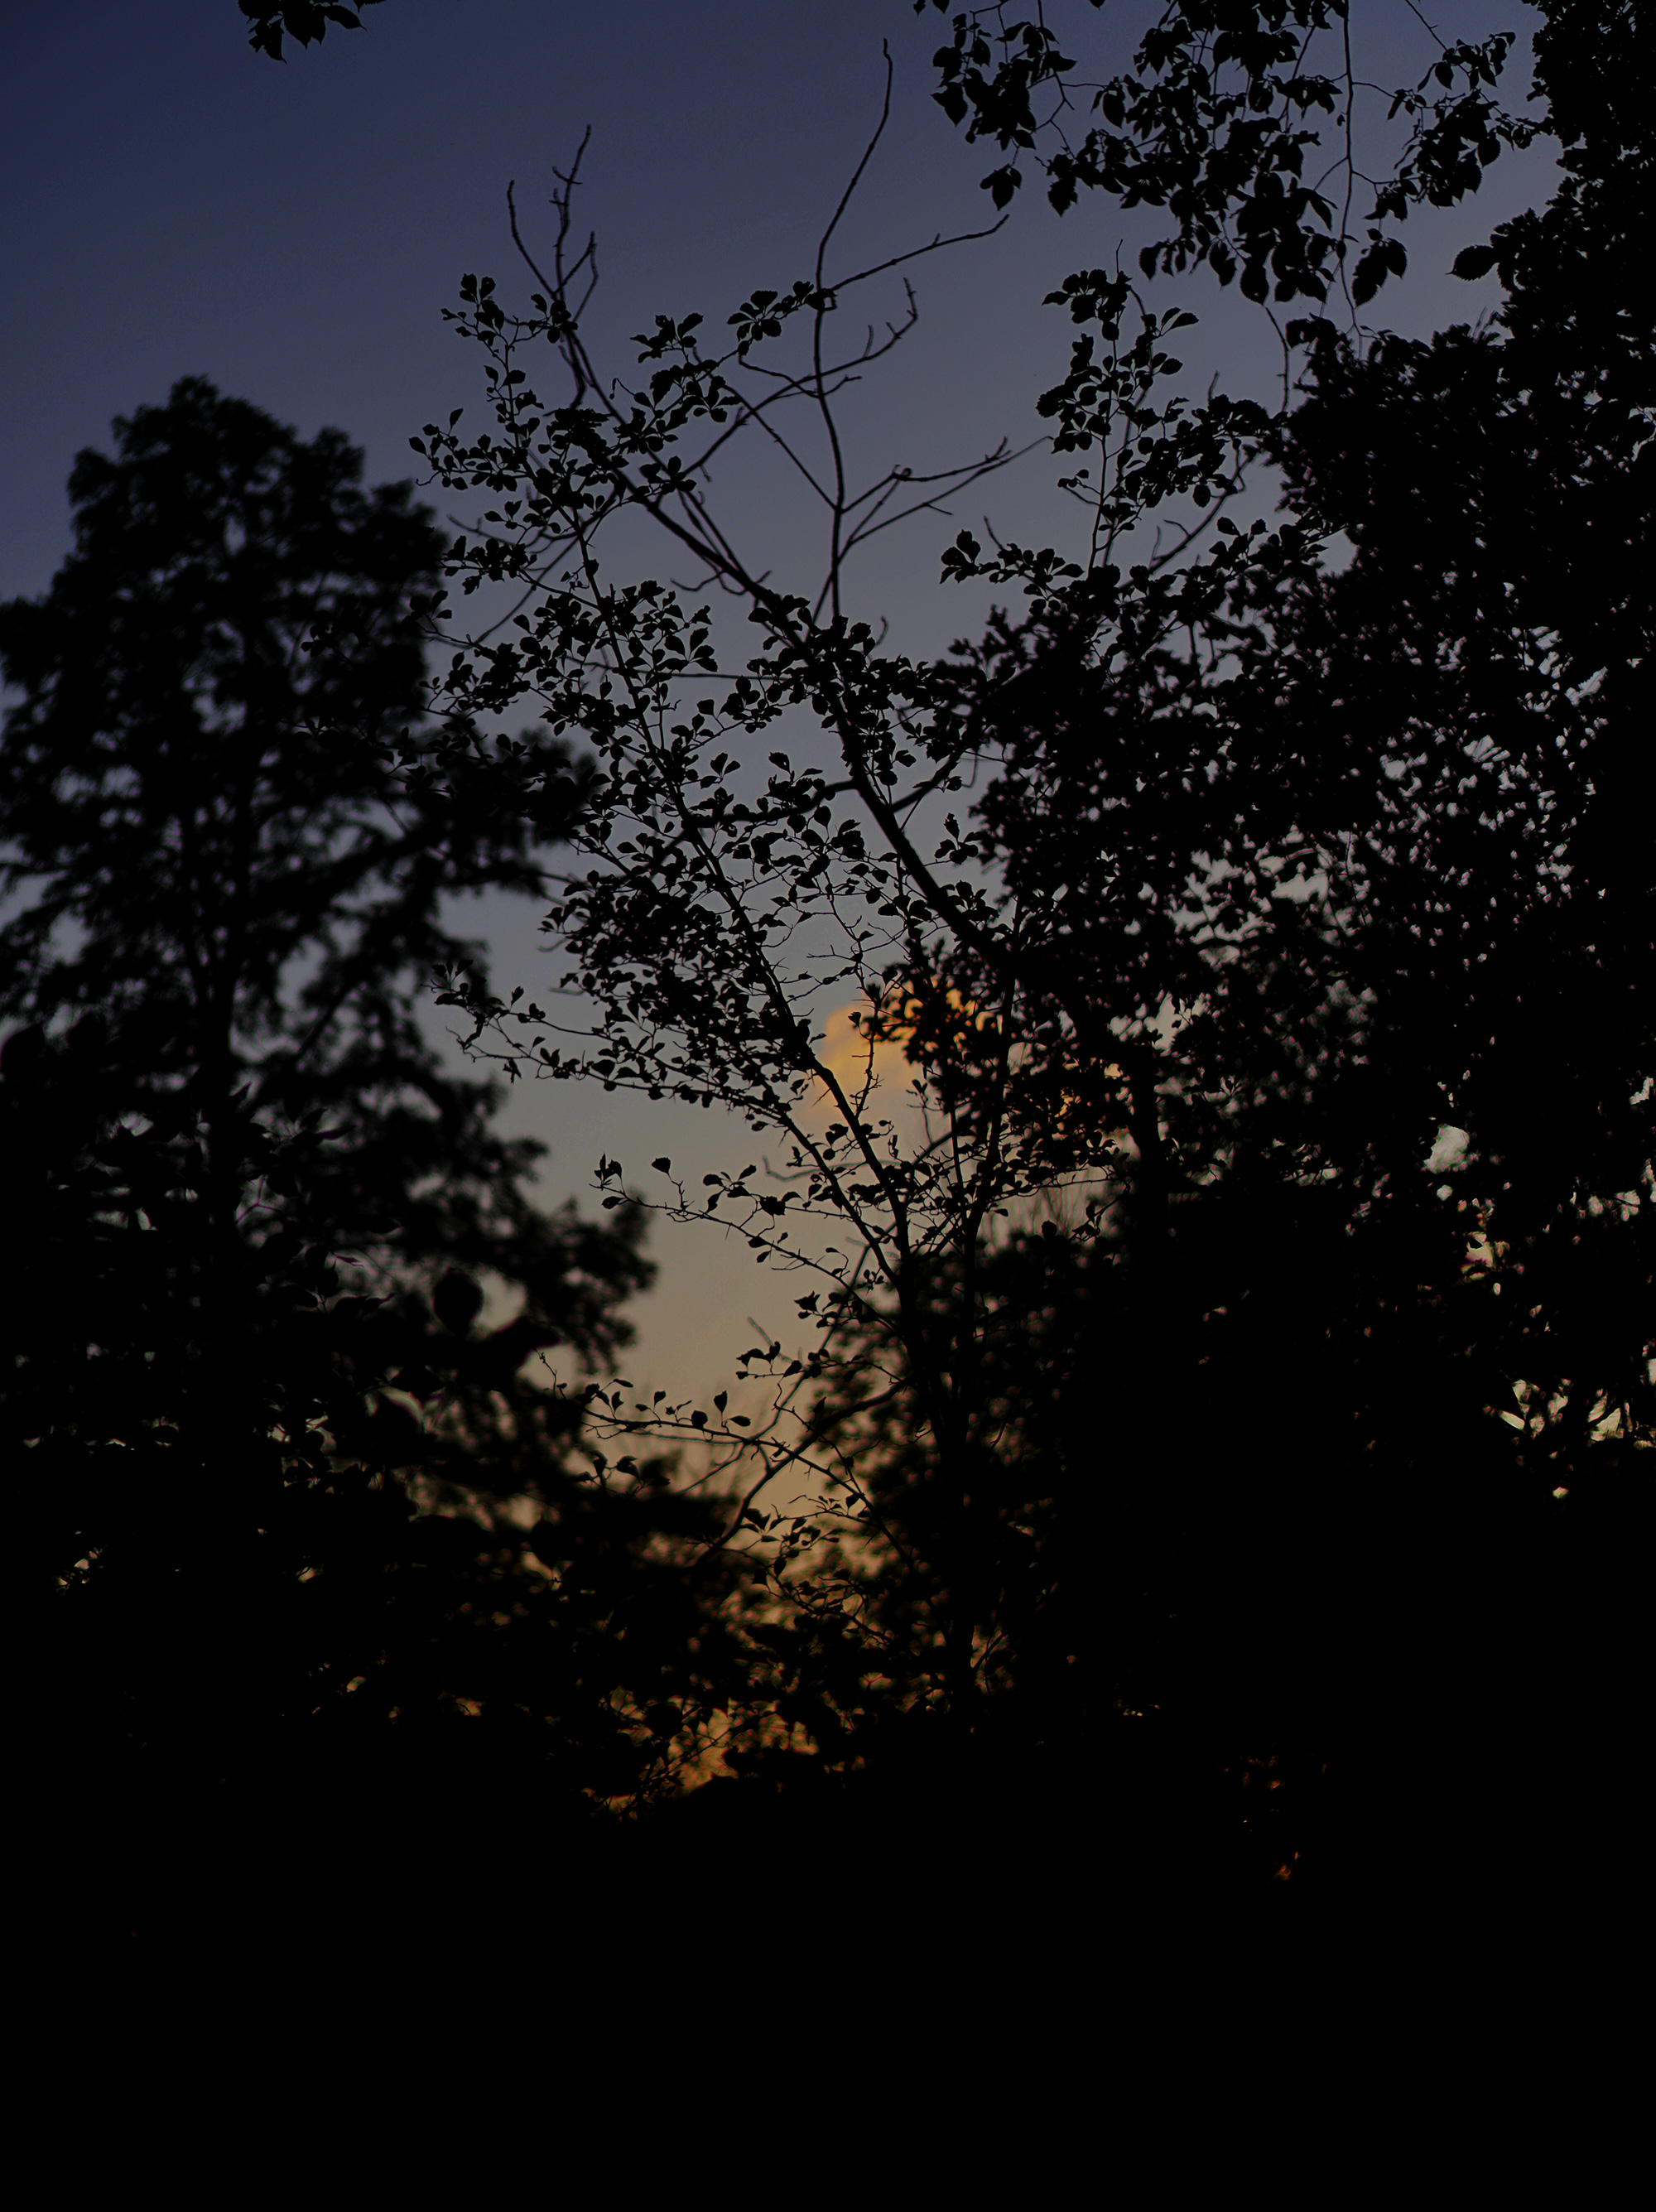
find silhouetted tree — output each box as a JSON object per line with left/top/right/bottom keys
{"left": 3, "top": 1019, "right": 778, "bottom": 1950}
{"left": 404, "top": 4, "right": 1646, "bottom": 1922}
{"left": 854, "top": 0, "right": 1653, "bottom": 1898}
{"left": 392, "top": 100, "right": 1327, "bottom": 1898}
{"left": 0, "top": 377, "right": 647, "bottom": 1409}
{"left": 3, "top": 387, "right": 768, "bottom": 1953}
{"left": 7, "top": 1016, "right": 760, "bottom": 1963}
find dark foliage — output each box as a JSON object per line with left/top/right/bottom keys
{"left": 22, "top": 6, "right": 1644, "bottom": 1955}
{"left": 239, "top": 0, "right": 383, "bottom": 61}
{"left": 2, "top": 385, "right": 763, "bottom": 1954}
{"left": 0, "top": 378, "right": 636, "bottom": 1384}
{"left": 873, "top": 0, "right": 1653, "bottom": 1899}
{"left": 917, "top": 0, "right": 1536, "bottom": 304}
{"left": 7, "top": 1013, "right": 756, "bottom": 1961}
{"left": 406, "top": 2, "right": 1647, "bottom": 1926}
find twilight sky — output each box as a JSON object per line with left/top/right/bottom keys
{"left": 1, "top": 0, "right": 1555, "bottom": 1400}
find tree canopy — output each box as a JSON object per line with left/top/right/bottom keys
{"left": 0, "top": 376, "right": 642, "bottom": 1356}
{"left": 3, "top": 381, "right": 758, "bottom": 1957}
{"left": 402, "top": 0, "right": 1649, "bottom": 1906}
{"left": 19, "top": 1, "right": 1649, "bottom": 1951}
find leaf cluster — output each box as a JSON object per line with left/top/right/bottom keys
{"left": 239, "top": 0, "right": 382, "bottom": 60}
{"left": 918, "top": 2, "right": 1535, "bottom": 308}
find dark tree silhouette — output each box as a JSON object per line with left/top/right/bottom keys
{"left": 0, "top": 377, "right": 643, "bottom": 1390}
{"left": 69, "top": 5, "right": 1635, "bottom": 1958}
{"left": 7, "top": 1019, "right": 758, "bottom": 1967}
{"left": 849, "top": 0, "right": 1653, "bottom": 1903}
{"left": 406, "top": 2, "right": 1647, "bottom": 1933}
{"left": 3, "top": 386, "right": 764, "bottom": 1960}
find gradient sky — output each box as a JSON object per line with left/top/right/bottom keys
{"left": 2, "top": 0, "right": 1556, "bottom": 1402}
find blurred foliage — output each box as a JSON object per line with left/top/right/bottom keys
{"left": 6, "top": 1017, "right": 759, "bottom": 1957}
{"left": 0, "top": 378, "right": 643, "bottom": 1395}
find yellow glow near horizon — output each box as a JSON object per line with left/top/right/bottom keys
{"left": 811, "top": 1000, "right": 917, "bottom": 1114}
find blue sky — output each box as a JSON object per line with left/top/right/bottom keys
{"left": 2, "top": 0, "right": 1557, "bottom": 1399}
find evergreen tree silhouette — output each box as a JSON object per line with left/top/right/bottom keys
{"left": 0, "top": 377, "right": 640, "bottom": 1384}
{"left": 4, "top": 387, "right": 754, "bottom": 1959}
